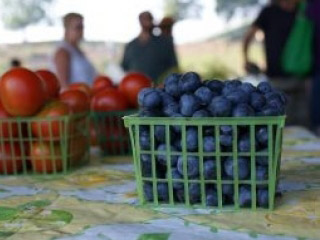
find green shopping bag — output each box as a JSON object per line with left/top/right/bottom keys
{"left": 281, "top": 2, "right": 314, "bottom": 76}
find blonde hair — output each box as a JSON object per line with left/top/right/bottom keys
{"left": 63, "top": 13, "right": 83, "bottom": 28}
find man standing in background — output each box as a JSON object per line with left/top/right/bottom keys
{"left": 159, "top": 17, "right": 175, "bottom": 38}
{"left": 243, "top": 0, "right": 307, "bottom": 127}
{"left": 121, "top": 11, "right": 178, "bottom": 83}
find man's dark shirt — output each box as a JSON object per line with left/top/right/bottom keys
{"left": 121, "top": 35, "right": 178, "bottom": 81}
{"left": 307, "top": 0, "right": 320, "bottom": 73}
{"left": 254, "top": 5, "right": 297, "bottom": 77}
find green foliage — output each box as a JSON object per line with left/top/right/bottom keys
{"left": 201, "top": 61, "right": 233, "bottom": 80}
{"left": 32, "top": 210, "right": 73, "bottom": 224}
{"left": 0, "top": 207, "right": 19, "bottom": 221}
{"left": 179, "top": 51, "right": 235, "bottom": 80}
{"left": 138, "top": 233, "right": 171, "bottom": 240}
{"left": 18, "top": 200, "right": 51, "bottom": 210}
{"left": 163, "top": 0, "right": 264, "bottom": 21}
{"left": 0, "top": 200, "right": 73, "bottom": 234}
{"left": 0, "top": 232, "right": 15, "bottom": 237}
{"left": 0, "top": 0, "right": 53, "bottom": 30}
{"left": 216, "top": 0, "right": 262, "bottom": 20}
{"left": 164, "top": 0, "right": 202, "bottom": 20}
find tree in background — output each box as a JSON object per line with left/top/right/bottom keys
{"left": 0, "top": 0, "right": 53, "bottom": 33}
{"left": 216, "top": 0, "right": 267, "bottom": 20}
{"left": 164, "top": 0, "right": 267, "bottom": 21}
{"left": 164, "top": 0, "right": 203, "bottom": 20}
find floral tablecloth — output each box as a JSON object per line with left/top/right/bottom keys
{"left": 0, "top": 127, "right": 320, "bottom": 240}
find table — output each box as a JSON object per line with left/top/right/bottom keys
{"left": 0, "top": 127, "right": 320, "bottom": 240}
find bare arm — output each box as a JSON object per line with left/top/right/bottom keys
{"left": 54, "top": 48, "right": 70, "bottom": 90}
{"left": 243, "top": 25, "right": 259, "bottom": 67}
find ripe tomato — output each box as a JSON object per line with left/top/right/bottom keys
{"left": 36, "top": 69, "right": 60, "bottom": 100}
{"left": 31, "top": 101, "right": 70, "bottom": 140}
{"left": 104, "top": 126, "right": 129, "bottom": 155}
{"left": 0, "top": 101, "right": 18, "bottom": 138}
{"left": 59, "top": 89, "right": 90, "bottom": 113}
{"left": 119, "top": 73, "right": 152, "bottom": 108}
{"left": 92, "top": 75, "right": 114, "bottom": 94}
{"left": 0, "top": 67, "right": 46, "bottom": 116}
{"left": 91, "top": 89, "right": 129, "bottom": 112}
{"left": 69, "top": 83, "right": 91, "bottom": 97}
{"left": 0, "top": 143, "right": 23, "bottom": 174}
{"left": 30, "top": 142, "right": 62, "bottom": 173}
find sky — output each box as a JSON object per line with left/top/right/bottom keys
{"left": 0, "top": 0, "right": 255, "bottom": 45}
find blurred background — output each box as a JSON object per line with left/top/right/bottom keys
{"left": 0, "top": 0, "right": 267, "bottom": 80}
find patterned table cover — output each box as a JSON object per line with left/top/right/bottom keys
{"left": 0, "top": 127, "right": 320, "bottom": 240}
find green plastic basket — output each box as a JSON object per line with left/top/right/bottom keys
{"left": 0, "top": 113, "right": 90, "bottom": 176}
{"left": 91, "top": 110, "right": 137, "bottom": 156}
{"left": 124, "top": 115, "right": 285, "bottom": 211}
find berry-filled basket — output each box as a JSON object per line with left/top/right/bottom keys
{"left": 0, "top": 113, "right": 90, "bottom": 176}
{"left": 91, "top": 110, "right": 137, "bottom": 156}
{"left": 124, "top": 115, "right": 285, "bottom": 211}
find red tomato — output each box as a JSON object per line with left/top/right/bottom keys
{"left": 92, "top": 75, "right": 114, "bottom": 94}
{"left": 30, "top": 142, "right": 62, "bottom": 173}
{"left": 119, "top": 73, "right": 152, "bottom": 107}
{"left": 104, "top": 126, "right": 129, "bottom": 155}
{"left": 91, "top": 89, "right": 129, "bottom": 112}
{"left": 31, "top": 101, "right": 70, "bottom": 140}
{"left": 0, "top": 143, "right": 23, "bottom": 174}
{"left": 0, "top": 67, "right": 46, "bottom": 116}
{"left": 0, "top": 101, "right": 18, "bottom": 138}
{"left": 36, "top": 69, "right": 60, "bottom": 100}
{"left": 59, "top": 89, "right": 90, "bottom": 113}
{"left": 69, "top": 83, "right": 91, "bottom": 97}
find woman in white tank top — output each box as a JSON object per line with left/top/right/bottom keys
{"left": 52, "top": 13, "right": 96, "bottom": 89}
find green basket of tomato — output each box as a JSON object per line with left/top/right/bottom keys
{"left": 90, "top": 73, "right": 151, "bottom": 156}
{"left": 0, "top": 68, "right": 90, "bottom": 175}
{"left": 91, "top": 110, "right": 137, "bottom": 156}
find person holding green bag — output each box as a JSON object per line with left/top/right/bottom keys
{"left": 307, "top": 0, "right": 320, "bottom": 136}
{"left": 281, "top": 1, "right": 314, "bottom": 77}
{"left": 243, "top": 0, "right": 310, "bottom": 127}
